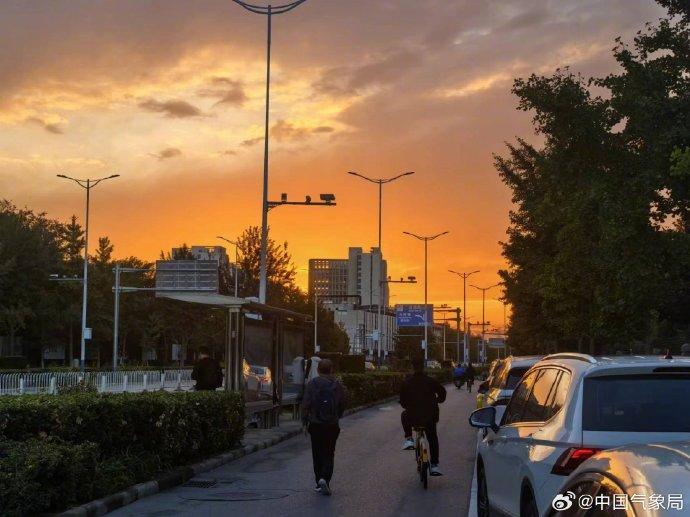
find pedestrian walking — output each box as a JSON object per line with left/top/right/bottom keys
{"left": 301, "top": 358, "right": 346, "bottom": 495}
{"left": 191, "top": 346, "right": 223, "bottom": 391}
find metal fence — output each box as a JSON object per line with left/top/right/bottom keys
{"left": 0, "top": 369, "right": 195, "bottom": 395}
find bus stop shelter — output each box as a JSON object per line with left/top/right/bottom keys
{"left": 159, "top": 292, "right": 310, "bottom": 427}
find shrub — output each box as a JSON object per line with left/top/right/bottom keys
{"left": 0, "top": 391, "right": 245, "bottom": 514}
{"left": 0, "top": 439, "right": 99, "bottom": 516}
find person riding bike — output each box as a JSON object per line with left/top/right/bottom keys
{"left": 400, "top": 356, "right": 447, "bottom": 476}
{"left": 453, "top": 363, "right": 467, "bottom": 389}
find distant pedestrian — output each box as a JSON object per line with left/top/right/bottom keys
{"left": 191, "top": 346, "right": 223, "bottom": 391}
{"left": 301, "top": 358, "right": 347, "bottom": 495}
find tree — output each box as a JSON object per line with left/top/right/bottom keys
{"left": 235, "top": 226, "right": 296, "bottom": 303}
{"left": 497, "top": 0, "right": 690, "bottom": 354}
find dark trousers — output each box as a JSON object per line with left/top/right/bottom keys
{"left": 401, "top": 410, "right": 439, "bottom": 465}
{"left": 309, "top": 423, "right": 340, "bottom": 484}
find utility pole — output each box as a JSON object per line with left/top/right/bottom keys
{"left": 231, "top": 0, "right": 308, "bottom": 304}
{"left": 403, "top": 231, "right": 449, "bottom": 361}
{"left": 449, "top": 269, "right": 479, "bottom": 363}
{"left": 57, "top": 173, "right": 119, "bottom": 370}
{"left": 470, "top": 283, "right": 500, "bottom": 363}
{"left": 348, "top": 171, "right": 415, "bottom": 363}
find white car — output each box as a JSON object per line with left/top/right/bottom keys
{"left": 470, "top": 353, "right": 690, "bottom": 517}
{"left": 549, "top": 441, "right": 690, "bottom": 516}
{"left": 480, "top": 355, "right": 542, "bottom": 406}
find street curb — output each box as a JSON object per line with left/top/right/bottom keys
{"left": 60, "top": 395, "right": 401, "bottom": 516}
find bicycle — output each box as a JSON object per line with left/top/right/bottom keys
{"left": 413, "top": 426, "right": 431, "bottom": 489}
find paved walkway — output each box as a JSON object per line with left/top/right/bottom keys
{"left": 110, "top": 387, "right": 478, "bottom": 517}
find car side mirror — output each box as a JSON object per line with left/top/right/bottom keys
{"left": 477, "top": 380, "right": 489, "bottom": 394}
{"left": 469, "top": 406, "right": 499, "bottom": 432}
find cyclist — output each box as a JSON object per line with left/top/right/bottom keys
{"left": 400, "top": 355, "right": 447, "bottom": 476}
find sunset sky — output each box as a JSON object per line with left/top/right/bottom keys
{"left": 0, "top": 0, "right": 665, "bottom": 329}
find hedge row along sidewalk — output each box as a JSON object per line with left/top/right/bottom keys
{"left": 0, "top": 391, "right": 244, "bottom": 517}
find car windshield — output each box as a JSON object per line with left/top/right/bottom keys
{"left": 583, "top": 374, "right": 690, "bottom": 432}
{"left": 504, "top": 367, "right": 529, "bottom": 390}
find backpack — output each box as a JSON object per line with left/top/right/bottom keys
{"left": 315, "top": 380, "right": 339, "bottom": 424}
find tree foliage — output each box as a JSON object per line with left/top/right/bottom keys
{"left": 498, "top": 1, "right": 690, "bottom": 355}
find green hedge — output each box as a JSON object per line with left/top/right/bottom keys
{"left": 340, "top": 369, "right": 453, "bottom": 408}
{"left": 0, "top": 391, "right": 244, "bottom": 516}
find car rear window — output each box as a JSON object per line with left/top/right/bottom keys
{"left": 583, "top": 374, "right": 690, "bottom": 432}
{"left": 504, "top": 367, "right": 529, "bottom": 390}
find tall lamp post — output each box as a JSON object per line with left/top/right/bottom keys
{"left": 402, "top": 230, "right": 449, "bottom": 361}
{"left": 448, "top": 269, "right": 479, "bottom": 364}
{"left": 470, "top": 282, "right": 500, "bottom": 363}
{"left": 231, "top": 0, "right": 308, "bottom": 304}
{"left": 57, "top": 173, "right": 119, "bottom": 370}
{"left": 347, "top": 171, "right": 415, "bottom": 363}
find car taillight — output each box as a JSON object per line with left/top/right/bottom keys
{"left": 551, "top": 447, "right": 602, "bottom": 476}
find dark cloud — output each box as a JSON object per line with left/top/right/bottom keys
{"left": 241, "top": 137, "right": 264, "bottom": 147}
{"left": 139, "top": 98, "right": 202, "bottom": 118}
{"left": 219, "top": 149, "right": 237, "bottom": 155}
{"left": 313, "top": 49, "right": 423, "bottom": 97}
{"left": 25, "top": 116, "right": 63, "bottom": 134}
{"left": 501, "top": 8, "right": 550, "bottom": 31}
{"left": 312, "top": 126, "right": 335, "bottom": 134}
{"left": 270, "top": 119, "right": 310, "bottom": 142}
{"left": 152, "top": 147, "right": 182, "bottom": 160}
{"left": 198, "top": 77, "right": 247, "bottom": 107}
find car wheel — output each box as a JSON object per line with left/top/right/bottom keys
{"left": 520, "top": 487, "right": 539, "bottom": 517}
{"left": 477, "top": 463, "right": 490, "bottom": 517}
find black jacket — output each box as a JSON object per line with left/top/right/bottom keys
{"left": 400, "top": 372, "right": 447, "bottom": 424}
{"left": 301, "top": 375, "right": 347, "bottom": 426}
{"left": 191, "top": 357, "right": 223, "bottom": 391}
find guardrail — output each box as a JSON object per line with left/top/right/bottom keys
{"left": 0, "top": 369, "right": 195, "bottom": 395}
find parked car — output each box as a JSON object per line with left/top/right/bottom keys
{"left": 549, "top": 441, "right": 690, "bottom": 516}
{"left": 470, "top": 353, "right": 690, "bottom": 517}
{"left": 479, "top": 355, "right": 542, "bottom": 406}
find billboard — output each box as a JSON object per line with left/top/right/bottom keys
{"left": 395, "top": 304, "right": 433, "bottom": 327}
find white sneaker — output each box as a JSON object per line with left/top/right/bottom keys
{"left": 402, "top": 438, "right": 415, "bottom": 450}
{"left": 318, "top": 478, "right": 331, "bottom": 495}
{"left": 430, "top": 464, "right": 443, "bottom": 476}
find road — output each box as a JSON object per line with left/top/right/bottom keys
{"left": 111, "top": 386, "right": 478, "bottom": 517}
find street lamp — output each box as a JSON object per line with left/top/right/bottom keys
{"left": 57, "top": 173, "right": 120, "bottom": 370}
{"left": 470, "top": 282, "right": 500, "bottom": 363}
{"left": 348, "top": 170, "right": 415, "bottom": 362}
{"left": 217, "top": 236, "right": 242, "bottom": 298}
{"left": 402, "top": 230, "right": 449, "bottom": 361}
{"left": 231, "top": 0, "right": 308, "bottom": 305}
{"left": 449, "top": 269, "right": 480, "bottom": 363}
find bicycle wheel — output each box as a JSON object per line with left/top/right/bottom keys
{"left": 421, "top": 461, "right": 429, "bottom": 489}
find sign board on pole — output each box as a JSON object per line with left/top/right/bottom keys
{"left": 84, "top": 328, "right": 92, "bottom": 340}
{"left": 488, "top": 337, "right": 506, "bottom": 349}
{"left": 395, "top": 304, "right": 433, "bottom": 327}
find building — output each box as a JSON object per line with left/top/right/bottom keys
{"left": 308, "top": 258, "right": 348, "bottom": 298}
{"left": 309, "top": 246, "right": 393, "bottom": 357}
{"left": 176, "top": 246, "right": 229, "bottom": 266}
{"left": 308, "top": 247, "right": 388, "bottom": 308}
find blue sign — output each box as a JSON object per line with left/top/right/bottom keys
{"left": 395, "top": 304, "right": 433, "bottom": 327}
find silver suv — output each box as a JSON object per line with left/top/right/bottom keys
{"left": 470, "top": 353, "right": 690, "bottom": 517}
